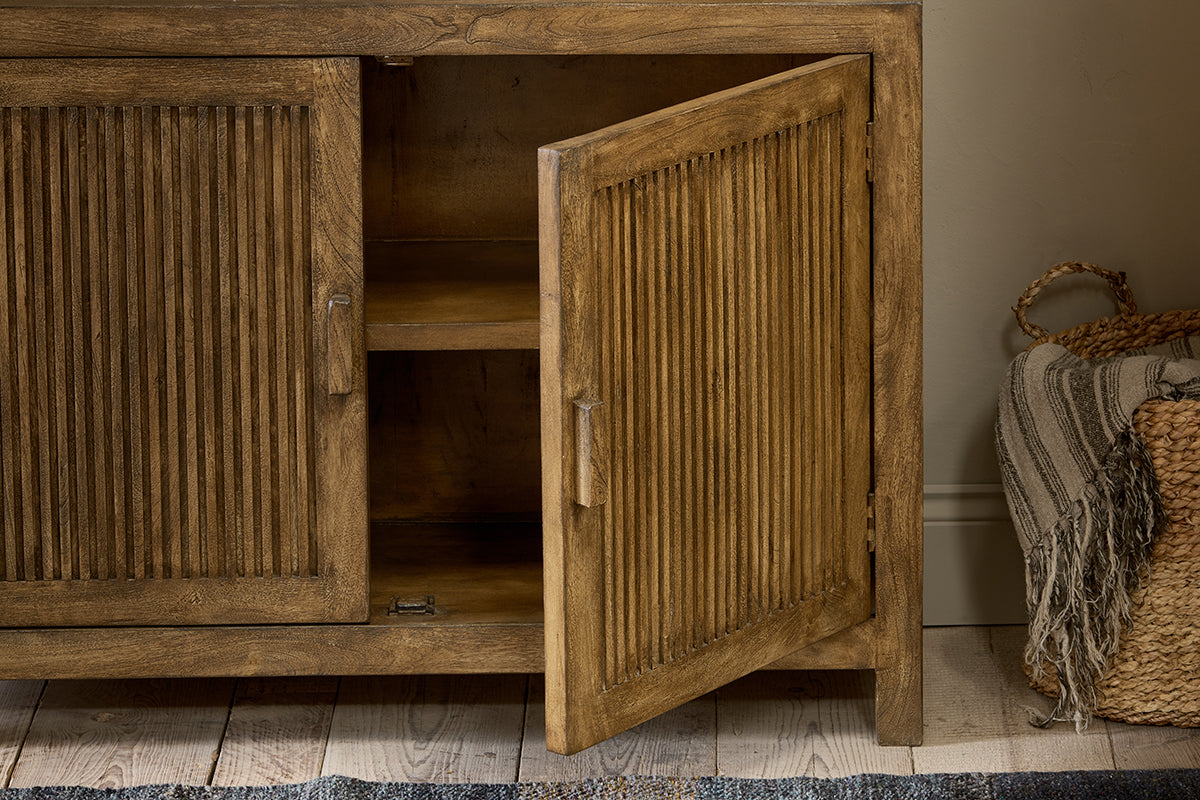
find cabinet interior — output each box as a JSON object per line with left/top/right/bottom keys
{"left": 362, "top": 53, "right": 822, "bottom": 628}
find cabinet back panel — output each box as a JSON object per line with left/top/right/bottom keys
{"left": 368, "top": 350, "right": 541, "bottom": 521}
{"left": 362, "top": 54, "right": 822, "bottom": 242}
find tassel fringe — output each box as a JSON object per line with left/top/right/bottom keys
{"left": 1023, "top": 427, "right": 1163, "bottom": 731}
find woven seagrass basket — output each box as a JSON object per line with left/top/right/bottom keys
{"left": 1014, "top": 261, "right": 1200, "bottom": 727}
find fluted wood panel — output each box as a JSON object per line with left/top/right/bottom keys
{"left": 0, "top": 58, "right": 366, "bottom": 627}
{"left": 0, "top": 103, "right": 315, "bottom": 584}
{"left": 594, "top": 114, "right": 854, "bottom": 690}
{"left": 542, "top": 55, "right": 872, "bottom": 753}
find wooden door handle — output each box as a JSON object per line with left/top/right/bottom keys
{"left": 575, "top": 399, "right": 607, "bottom": 507}
{"left": 327, "top": 293, "right": 354, "bottom": 396}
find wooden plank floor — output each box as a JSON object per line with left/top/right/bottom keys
{"left": 1, "top": 627, "right": 1197, "bottom": 788}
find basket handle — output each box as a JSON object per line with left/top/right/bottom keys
{"left": 1013, "top": 261, "right": 1139, "bottom": 339}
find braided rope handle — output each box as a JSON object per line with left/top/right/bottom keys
{"left": 1013, "top": 261, "right": 1139, "bottom": 339}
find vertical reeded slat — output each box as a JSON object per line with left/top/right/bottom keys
{"left": 142, "top": 106, "right": 164, "bottom": 580}
{"left": 594, "top": 111, "right": 855, "bottom": 690}
{"left": 0, "top": 109, "right": 14, "bottom": 581}
{"left": 124, "top": 106, "right": 145, "bottom": 581}
{"left": 0, "top": 98, "right": 319, "bottom": 590}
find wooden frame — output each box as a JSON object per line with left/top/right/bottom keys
{"left": 0, "top": 57, "right": 368, "bottom": 626}
{"left": 0, "top": 0, "right": 922, "bottom": 748}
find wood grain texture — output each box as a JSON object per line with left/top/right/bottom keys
{"left": 912, "top": 627, "right": 1115, "bottom": 773}
{"left": 868, "top": 4, "right": 924, "bottom": 747}
{"left": 7, "top": 679, "right": 235, "bottom": 789}
{"left": 0, "top": 3, "right": 911, "bottom": 59}
{"left": 1108, "top": 722, "right": 1200, "bottom": 770}
{"left": 211, "top": 677, "right": 338, "bottom": 786}
{"left": 518, "top": 675, "right": 716, "bottom": 781}
{"left": 368, "top": 351, "right": 541, "bottom": 522}
{"left": 0, "top": 624, "right": 546, "bottom": 680}
{"left": 0, "top": 57, "right": 367, "bottom": 626}
{"left": 361, "top": 55, "right": 819, "bottom": 242}
{"left": 322, "top": 675, "right": 527, "bottom": 783}
{"left": 0, "top": 681, "right": 43, "bottom": 788}
{"left": 716, "top": 670, "right": 914, "bottom": 778}
{"left": 541, "top": 55, "right": 872, "bottom": 754}
{"left": 365, "top": 241, "right": 539, "bottom": 351}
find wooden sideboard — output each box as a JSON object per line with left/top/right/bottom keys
{"left": 0, "top": 0, "right": 923, "bottom": 754}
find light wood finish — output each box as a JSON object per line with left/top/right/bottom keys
{"left": 6, "top": 628, "right": 1200, "bottom": 787}
{"left": 1109, "top": 722, "right": 1200, "bottom": 771}
{"left": 361, "top": 55, "right": 818, "bottom": 242}
{"left": 868, "top": 3, "right": 924, "bottom": 748}
{"left": 0, "top": 3, "right": 914, "bottom": 59}
{"left": 210, "top": 677, "right": 338, "bottom": 787}
{"left": 367, "top": 351, "right": 541, "bottom": 521}
{"left": 7, "top": 679, "right": 235, "bottom": 789}
{"left": 912, "top": 627, "right": 1116, "bottom": 773}
{"left": 518, "top": 675, "right": 716, "bottom": 781}
{"left": 0, "top": 0, "right": 925, "bottom": 754}
{"left": 0, "top": 57, "right": 367, "bottom": 626}
{"left": 365, "top": 241, "right": 539, "bottom": 351}
{"left": 715, "top": 670, "right": 914, "bottom": 778}
{"left": 0, "top": 681, "right": 42, "bottom": 786}
{"left": 541, "top": 55, "right": 873, "bottom": 754}
{"left": 322, "top": 675, "right": 527, "bottom": 783}
{"left": 369, "top": 523, "right": 543, "bottom": 627}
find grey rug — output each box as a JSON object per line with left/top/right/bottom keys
{"left": 3, "top": 772, "right": 1200, "bottom": 800}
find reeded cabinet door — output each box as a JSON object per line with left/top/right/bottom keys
{"left": 540, "top": 55, "right": 873, "bottom": 753}
{"left": 0, "top": 58, "right": 366, "bottom": 626}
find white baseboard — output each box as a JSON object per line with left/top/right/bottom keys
{"left": 922, "top": 483, "right": 1027, "bottom": 626}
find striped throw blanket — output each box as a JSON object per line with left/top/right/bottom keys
{"left": 996, "top": 335, "right": 1200, "bottom": 729}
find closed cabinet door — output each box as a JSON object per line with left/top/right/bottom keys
{"left": 540, "top": 54, "right": 873, "bottom": 753}
{"left": 0, "top": 58, "right": 367, "bottom": 626}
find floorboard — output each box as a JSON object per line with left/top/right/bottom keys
{"left": 2, "top": 627, "right": 1198, "bottom": 785}
{"left": 321, "top": 674, "right": 527, "bottom": 783}
{"left": 0, "top": 681, "right": 43, "bottom": 789}
{"left": 912, "top": 627, "right": 1116, "bottom": 773}
{"left": 518, "top": 675, "right": 717, "bottom": 781}
{"left": 1108, "top": 722, "right": 1200, "bottom": 770}
{"left": 7, "top": 679, "right": 236, "bottom": 789}
{"left": 715, "top": 669, "right": 914, "bottom": 778}
{"left": 211, "top": 677, "right": 339, "bottom": 787}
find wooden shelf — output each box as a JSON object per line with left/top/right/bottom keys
{"left": 366, "top": 240, "right": 540, "bottom": 351}
{"left": 369, "top": 521, "right": 543, "bottom": 627}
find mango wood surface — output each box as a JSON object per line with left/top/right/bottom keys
{"left": 365, "top": 241, "right": 539, "bottom": 350}
{"left": 0, "top": 0, "right": 924, "bottom": 751}
{"left": 0, "top": 57, "right": 367, "bottom": 626}
{"left": 0, "top": 3, "right": 917, "bottom": 59}
{"left": 540, "top": 55, "right": 873, "bottom": 754}
{"left": 361, "top": 55, "right": 818, "bottom": 242}
{"left": 866, "top": 7, "right": 923, "bottom": 747}
{"left": 367, "top": 352, "right": 542, "bottom": 521}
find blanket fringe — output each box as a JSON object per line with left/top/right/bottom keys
{"left": 1023, "top": 427, "right": 1162, "bottom": 731}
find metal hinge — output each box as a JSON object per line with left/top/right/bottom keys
{"left": 865, "top": 121, "right": 875, "bottom": 184}
{"left": 867, "top": 491, "right": 876, "bottom": 552}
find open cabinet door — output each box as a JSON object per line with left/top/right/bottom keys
{"left": 540, "top": 54, "right": 873, "bottom": 754}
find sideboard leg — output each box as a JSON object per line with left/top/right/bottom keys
{"left": 875, "top": 656, "right": 923, "bottom": 746}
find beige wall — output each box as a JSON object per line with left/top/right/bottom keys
{"left": 923, "top": 0, "right": 1200, "bottom": 624}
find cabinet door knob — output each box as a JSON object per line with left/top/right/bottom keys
{"left": 327, "top": 293, "right": 354, "bottom": 396}
{"left": 575, "top": 399, "right": 607, "bottom": 507}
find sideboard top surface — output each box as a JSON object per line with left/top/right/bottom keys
{"left": 0, "top": 0, "right": 918, "bottom": 57}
